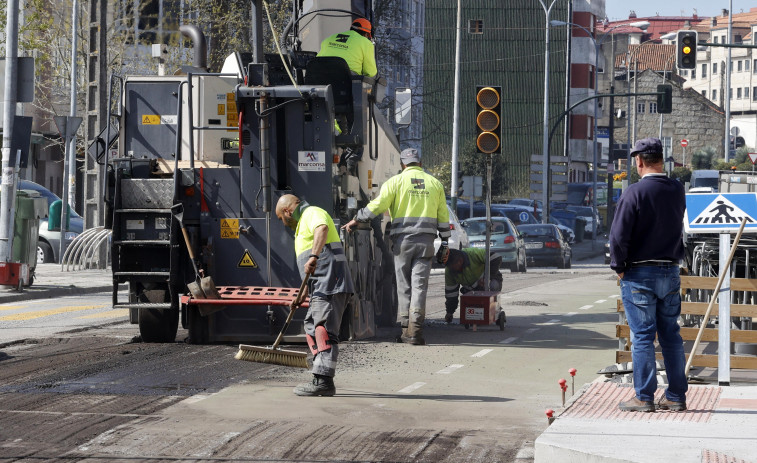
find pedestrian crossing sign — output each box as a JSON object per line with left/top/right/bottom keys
{"left": 684, "top": 193, "right": 757, "bottom": 234}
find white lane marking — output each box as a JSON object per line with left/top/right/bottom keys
{"left": 595, "top": 299, "right": 607, "bottom": 304}
{"left": 471, "top": 349, "right": 493, "bottom": 358}
{"left": 566, "top": 312, "right": 577, "bottom": 317}
{"left": 610, "top": 294, "right": 620, "bottom": 298}
{"left": 436, "top": 364, "right": 465, "bottom": 374}
{"left": 499, "top": 336, "right": 518, "bottom": 344}
{"left": 398, "top": 382, "right": 426, "bottom": 393}
{"left": 578, "top": 305, "right": 593, "bottom": 310}
{"left": 526, "top": 328, "right": 540, "bottom": 333}
{"left": 543, "top": 319, "right": 560, "bottom": 325}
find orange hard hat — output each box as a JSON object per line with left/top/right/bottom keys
{"left": 351, "top": 18, "right": 372, "bottom": 39}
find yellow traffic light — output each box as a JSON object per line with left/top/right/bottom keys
{"left": 676, "top": 30, "right": 697, "bottom": 70}
{"left": 475, "top": 86, "right": 501, "bottom": 154}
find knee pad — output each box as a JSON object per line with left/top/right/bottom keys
{"left": 315, "top": 325, "right": 332, "bottom": 353}
{"left": 307, "top": 326, "right": 332, "bottom": 355}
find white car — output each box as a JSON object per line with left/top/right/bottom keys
{"left": 434, "top": 205, "right": 469, "bottom": 256}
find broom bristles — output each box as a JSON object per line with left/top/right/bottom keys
{"left": 235, "top": 344, "right": 309, "bottom": 369}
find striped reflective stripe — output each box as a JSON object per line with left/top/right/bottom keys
{"left": 390, "top": 217, "right": 439, "bottom": 235}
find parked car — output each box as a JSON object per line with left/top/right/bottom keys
{"left": 19, "top": 180, "right": 84, "bottom": 264}
{"left": 517, "top": 223, "right": 572, "bottom": 269}
{"left": 554, "top": 223, "right": 575, "bottom": 244}
{"left": 507, "top": 198, "right": 543, "bottom": 220}
{"left": 461, "top": 216, "right": 527, "bottom": 272}
{"left": 457, "top": 202, "right": 540, "bottom": 226}
{"left": 434, "top": 204, "right": 470, "bottom": 260}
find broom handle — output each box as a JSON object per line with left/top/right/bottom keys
{"left": 684, "top": 217, "right": 747, "bottom": 376}
{"left": 271, "top": 273, "right": 311, "bottom": 350}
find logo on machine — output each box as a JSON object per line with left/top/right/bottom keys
{"left": 238, "top": 250, "right": 258, "bottom": 268}
{"left": 298, "top": 151, "right": 326, "bottom": 172}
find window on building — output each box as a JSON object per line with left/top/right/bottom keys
{"left": 692, "top": 69, "right": 696, "bottom": 79}
{"left": 701, "top": 63, "right": 707, "bottom": 78}
{"left": 468, "top": 19, "right": 483, "bottom": 34}
{"left": 637, "top": 102, "right": 645, "bottom": 114}
{"left": 714, "top": 36, "right": 719, "bottom": 44}
{"left": 754, "top": 59, "right": 757, "bottom": 72}
{"left": 738, "top": 60, "right": 743, "bottom": 72}
{"left": 681, "top": 69, "right": 688, "bottom": 77}
{"left": 731, "top": 61, "right": 734, "bottom": 72}
{"left": 746, "top": 60, "right": 751, "bottom": 71}
{"left": 735, "top": 34, "right": 743, "bottom": 43}
{"left": 746, "top": 87, "right": 750, "bottom": 100}
{"left": 737, "top": 87, "right": 743, "bottom": 99}
{"left": 730, "top": 88, "right": 733, "bottom": 99}
{"left": 713, "top": 62, "right": 718, "bottom": 74}
{"left": 753, "top": 87, "right": 757, "bottom": 101}
{"left": 649, "top": 102, "right": 658, "bottom": 113}
{"left": 702, "top": 90, "right": 707, "bottom": 98}
{"left": 713, "top": 89, "right": 717, "bottom": 101}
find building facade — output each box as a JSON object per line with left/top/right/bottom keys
{"left": 683, "top": 8, "right": 757, "bottom": 151}
{"left": 421, "top": 1, "right": 572, "bottom": 199}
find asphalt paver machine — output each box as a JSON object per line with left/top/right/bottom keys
{"left": 106, "top": 0, "right": 400, "bottom": 343}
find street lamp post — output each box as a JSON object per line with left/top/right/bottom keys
{"left": 549, "top": 19, "right": 649, "bottom": 246}
{"left": 538, "top": 0, "right": 558, "bottom": 225}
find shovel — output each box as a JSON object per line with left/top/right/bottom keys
{"left": 171, "top": 204, "right": 222, "bottom": 314}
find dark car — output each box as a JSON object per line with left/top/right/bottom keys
{"left": 516, "top": 223, "right": 572, "bottom": 269}
{"left": 19, "top": 180, "right": 84, "bottom": 264}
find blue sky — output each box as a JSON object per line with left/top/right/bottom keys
{"left": 605, "top": 1, "right": 755, "bottom": 22}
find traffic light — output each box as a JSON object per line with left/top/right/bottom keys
{"left": 676, "top": 30, "right": 697, "bottom": 70}
{"left": 657, "top": 84, "right": 672, "bottom": 114}
{"left": 475, "top": 86, "right": 501, "bottom": 154}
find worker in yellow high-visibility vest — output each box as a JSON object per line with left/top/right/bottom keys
{"left": 342, "top": 148, "right": 450, "bottom": 345}
{"left": 276, "top": 194, "right": 355, "bottom": 397}
{"left": 317, "top": 18, "right": 377, "bottom": 78}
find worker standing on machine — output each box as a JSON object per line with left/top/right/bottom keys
{"left": 276, "top": 194, "right": 355, "bottom": 397}
{"left": 439, "top": 247, "right": 503, "bottom": 324}
{"left": 317, "top": 18, "right": 377, "bottom": 78}
{"left": 342, "top": 148, "right": 450, "bottom": 345}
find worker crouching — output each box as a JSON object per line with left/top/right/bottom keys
{"left": 442, "top": 247, "right": 503, "bottom": 324}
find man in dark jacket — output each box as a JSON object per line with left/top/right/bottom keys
{"left": 610, "top": 137, "right": 687, "bottom": 413}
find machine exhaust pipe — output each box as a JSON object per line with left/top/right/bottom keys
{"left": 179, "top": 25, "right": 208, "bottom": 70}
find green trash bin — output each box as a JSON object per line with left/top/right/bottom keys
{"left": 13, "top": 189, "right": 48, "bottom": 282}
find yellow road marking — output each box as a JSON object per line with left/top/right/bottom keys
{"left": 0, "top": 305, "right": 106, "bottom": 321}
{"left": 77, "top": 309, "right": 128, "bottom": 320}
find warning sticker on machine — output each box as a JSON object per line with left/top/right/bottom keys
{"left": 464, "top": 306, "right": 484, "bottom": 321}
{"left": 238, "top": 250, "right": 258, "bottom": 268}
{"left": 298, "top": 151, "right": 326, "bottom": 172}
{"left": 220, "top": 219, "right": 239, "bottom": 239}
{"left": 126, "top": 219, "right": 145, "bottom": 230}
{"left": 141, "top": 115, "right": 177, "bottom": 125}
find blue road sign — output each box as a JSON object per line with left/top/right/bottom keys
{"left": 519, "top": 211, "right": 529, "bottom": 223}
{"left": 685, "top": 193, "right": 757, "bottom": 234}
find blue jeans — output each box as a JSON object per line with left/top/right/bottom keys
{"left": 620, "top": 265, "right": 688, "bottom": 403}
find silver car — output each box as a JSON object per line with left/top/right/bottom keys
{"left": 434, "top": 204, "right": 469, "bottom": 256}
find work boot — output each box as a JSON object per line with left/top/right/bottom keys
{"left": 399, "top": 322, "right": 425, "bottom": 345}
{"left": 293, "top": 374, "right": 336, "bottom": 397}
{"left": 618, "top": 396, "right": 655, "bottom": 412}
{"left": 444, "top": 313, "right": 453, "bottom": 324}
{"left": 657, "top": 396, "right": 686, "bottom": 411}
{"left": 395, "top": 326, "right": 409, "bottom": 343}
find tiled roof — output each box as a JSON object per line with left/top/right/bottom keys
{"left": 614, "top": 44, "right": 675, "bottom": 71}
{"left": 598, "top": 16, "right": 705, "bottom": 41}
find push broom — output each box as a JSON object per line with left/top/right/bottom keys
{"left": 234, "top": 273, "right": 311, "bottom": 368}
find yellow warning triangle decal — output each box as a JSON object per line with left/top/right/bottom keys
{"left": 238, "top": 250, "right": 258, "bottom": 268}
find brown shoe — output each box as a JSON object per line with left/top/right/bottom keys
{"left": 657, "top": 396, "right": 686, "bottom": 411}
{"left": 444, "top": 313, "right": 453, "bottom": 324}
{"left": 618, "top": 396, "right": 655, "bottom": 412}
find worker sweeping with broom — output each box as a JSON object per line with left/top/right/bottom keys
{"left": 275, "top": 194, "right": 355, "bottom": 396}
